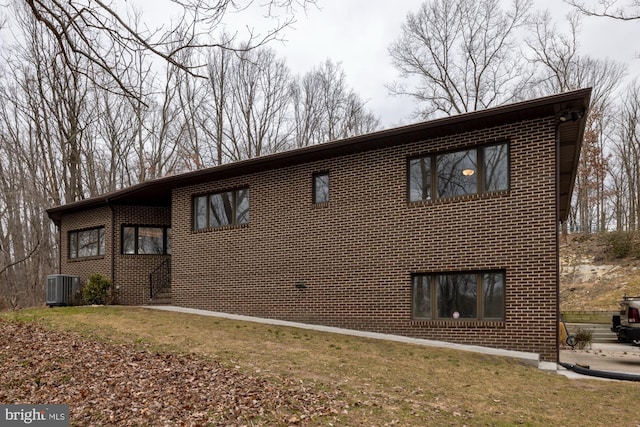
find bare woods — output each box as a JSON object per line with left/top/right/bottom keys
{"left": 1, "top": 0, "right": 640, "bottom": 308}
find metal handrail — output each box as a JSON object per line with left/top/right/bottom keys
{"left": 149, "top": 258, "right": 171, "bottom": 299}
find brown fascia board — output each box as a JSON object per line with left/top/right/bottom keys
{"left": 46, "top": 88, "right": 592, "bottom": 224}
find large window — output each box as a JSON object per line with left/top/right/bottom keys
{"left": 69, "top": 227, "right": 105, "bottom": 259}
{"left": 412, "top": 271, "right": 505, "bottom": 321}
{"left": 122, "top": 225, "right": 171, "bottom": 255}
{"left": 193, "top": 188, "right": 250, "bottom": 231}
{"left": 313, "top": 172, "right": 330, "bottom": 204}
{"left": 409, "top": 142, "right": 509, "bottom": 202}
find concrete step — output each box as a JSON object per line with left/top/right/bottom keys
{"left": 149, "top": 298, "right": 172, "bottom": 305}
{"left": 149, "top": 289, "right": 172, "bottom": 305}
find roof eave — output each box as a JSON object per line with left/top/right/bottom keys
{"left": 46, "top": 88, "right": 592, "bottom": 223}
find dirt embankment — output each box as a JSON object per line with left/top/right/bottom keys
{"left": 560, "top": 233, "right": 640, "bottom": 311}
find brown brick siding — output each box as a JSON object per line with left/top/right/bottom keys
{"left": 171, "top": 117, "right": 561, "bottom": 361}
{"left": 59, "top": 205, "right": 171, "bottom": 305}
{"left": 112, "top": 206, "right": 171, "bottom": 305}
{"left": 58, "top": 206, "right": 112, "bottom": 300}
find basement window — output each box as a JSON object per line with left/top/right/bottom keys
{"left": 412, "top": 271, "right": 505, "bottom": 321}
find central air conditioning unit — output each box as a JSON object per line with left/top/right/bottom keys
{"left": 46, "top": 274, "right": 80, "bottom": 307}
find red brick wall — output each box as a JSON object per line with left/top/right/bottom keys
{"left": 171, "top": 117, "right": 561, "bottom": 361}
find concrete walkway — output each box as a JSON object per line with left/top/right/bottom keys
{"left": 143, "top": 305, "right": 551, "bottom": 368}
{"left": 560, "top": 343, "right": 640, "bottom": 377}
{"left": 145, "top": 305, "right": 640, "bottom": 380}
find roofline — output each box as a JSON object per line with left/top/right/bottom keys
{"left": 46, "top": 88, "right": 592, "bottom": 224}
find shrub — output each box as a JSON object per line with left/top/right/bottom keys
{"left": 574, "top": 328, "right": 593, "bottom": 350}
{"left": 602, "top": 231, "right": 635, "bottom": 259}
{"left": 83, "top": 274, "right": 112, "bottom": 305}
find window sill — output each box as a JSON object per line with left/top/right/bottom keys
{"left": 193, "top": 223, "right": 249, "bottom": 234}
{"left": 121, "top": 253, "right": 170, "bottom": 257}
{"left": 312, "top": 202, "right": 330, "bottom": 209}
{"left": 68, "top": 256, "right": 105, "bottom": 262}
{"left": 408, "top": 190, "right": 510, "bottom": 207}
{"left": 411, "top": 319, "right": 505, "bottom": 328}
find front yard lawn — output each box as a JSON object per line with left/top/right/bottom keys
{"left": 1, "top": 306, "right": 637, "bottom": 426}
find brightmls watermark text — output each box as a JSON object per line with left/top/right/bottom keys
{"left": 1, "top": 405, "right": 68, "bottom": 426}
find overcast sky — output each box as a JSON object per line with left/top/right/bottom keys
{"left": 214, "top": 0, "right": 639, "bottom": 128}
{"left": 26, "top": 0, "right": 634, "bottom": 128}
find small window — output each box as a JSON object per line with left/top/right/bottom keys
{"left": 482, "top": 272, "right": 505, "bottom": 319}
{"left": 69, "top": 227, "right": 105, "bottom": 259}
{"left": 235, "top": 188, "right": 250, "bottom": 224}
{"left": 122, "top": 226, "right": 136, "bottom": 254}
{"left": 210, "top": 192, "right": 234, "bottom": 227}
{"left": 194, "top": 196, "right": 207, "bottom": 230}
{"left": 121, "top": 225, "right": 171, "bottom": 255}
{"left": 313, "top": 173, "right": 330, "bottom": 204}
{"left": 483, "top": 143, "right": 509, "bottom": 192}
{"left": 193, "top": 188, "right": 250, "bottom": 231}
{"left": 408, "top": 158, "right": 431, "bottom": 202}
{"left": 412, "top": 275, "right": 432, "bottom": 319}
{"left": 412, "top": 271, "right": 505, "bottom": 321}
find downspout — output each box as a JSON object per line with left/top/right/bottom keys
{"left": 554, "top": 118, "right": 562, "bottom": 365}
{"left": 555, "top": 108, "right": 588, "bottom": 365}
{"left": 106, "top": 199, "right": 116, "bottom": 297}
{"left": 57, "top": 224, "right": 62, "bottom": 274}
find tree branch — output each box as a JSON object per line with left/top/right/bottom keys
{"left": 0, "top": 239, "right": 40, "bottom": 277}
{"left": 565, "top": 0, "right": 640, "bottom": 20}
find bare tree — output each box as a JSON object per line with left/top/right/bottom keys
{"left": 175, "top": 56, "right": 212, "bottom": 171}
{"left": 388, "top": 0, "right": 533, "bottom": 118}
{"left": 565, "top": 0, "right": 640, "bottom": 20}
{"left": 290, "top": 60, "right": 379, "bottom": 147}
{"left": 10, "top": 5, "right": 97, "bottom": 204}
{"left": 526, "top": 11, "right": 582, "bottom": 96}
{"left": 0, "top": 61, "right": 55, "bottom": 309}
{"left": 527, "top": 11, "right": 626, "bottom": 106}
{"left": 92, "top": 89, "right": 140, "bottom": 192}
{"left": 527, "top": 10, "right": 626, "bottom": 233}
{"left": 22, "top": 0, "right": 318, "bottom": 102}
{"left": 224, "top": 47, "right": 293, "bottom": 160}
{"left": 206, "top": 38, "right": 235, "bottom": 166}
{"left": 610, "top": 81, "right": 640, "bottom": 230}
{"left": 290, "top": 71, "right": 324, "bottom": 147}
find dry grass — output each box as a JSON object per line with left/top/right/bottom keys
{"left": 3, "top": 306, "right": 640, "bottom": 426}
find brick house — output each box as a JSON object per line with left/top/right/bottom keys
{"left": 47, "top": 89, "right": 591, "bottom": 362}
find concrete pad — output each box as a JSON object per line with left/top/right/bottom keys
{"left": 560, "top": 342, "right": 640, "bottom": 376}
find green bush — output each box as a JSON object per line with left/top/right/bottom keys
{"left": 83, "top": 273, "right": 112, "bottom": 305}
{"left": 603, "top": 231, "right": 635, "bottom": 259}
